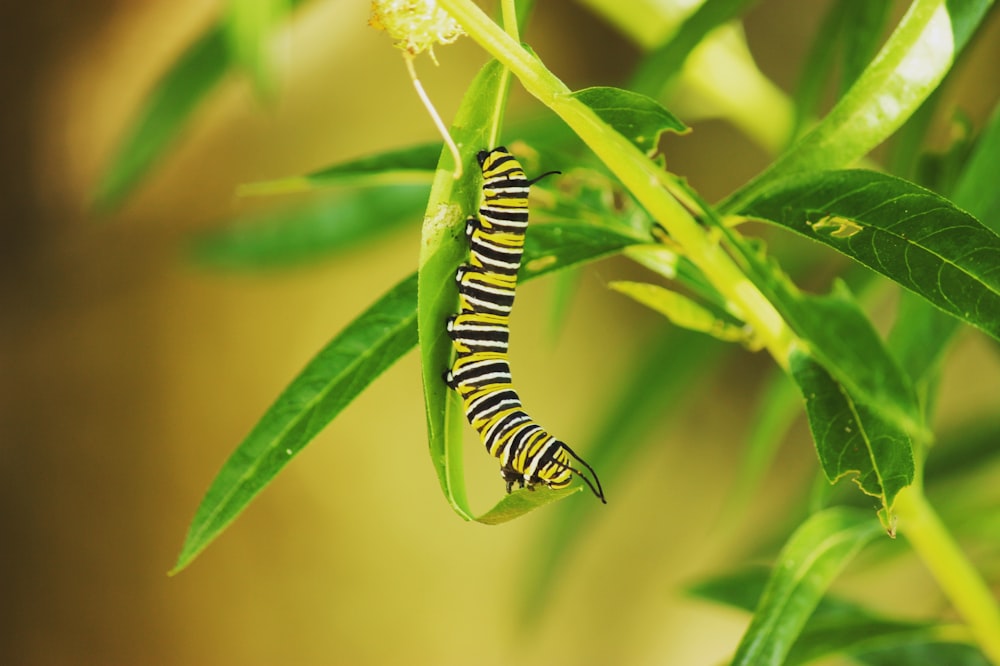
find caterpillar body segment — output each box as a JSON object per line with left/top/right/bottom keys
{"left": 443, "top": 146, "right": 606, "bottom": 504}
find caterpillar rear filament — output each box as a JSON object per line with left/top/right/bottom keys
{"left": 444, "top": 147, "right": 606, "bottom": 504}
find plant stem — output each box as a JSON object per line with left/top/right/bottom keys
{"left": 894, "top": 485, "right": 1000, "bottom": 663}
{"left": 438, "top": 0, "right": 795, "bottom": 368}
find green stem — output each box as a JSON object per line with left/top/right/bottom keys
{"left": 895, "top": 485, "right": 1000, "bottom": 664}
{"left": 438, "top": 0, "right": 795, "bottom": 368}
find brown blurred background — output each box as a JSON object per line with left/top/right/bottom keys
{"left": 3, "top": 1, "right": 999, "bottom": 664}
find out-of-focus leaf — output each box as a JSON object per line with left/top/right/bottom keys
{"left": 569, "top": 86, "right": 688, "bottom": 153}
{"left": 857, "top": 641, "right": 989, "bottom": 666}
{"left": 629, "top": 0, "right": 759, "bottom": 97}
{"left": 191, "top": 183, "right": 430, "bottom": 269}
{"left": 172, "top": 273, "right": 419, "bottom": 573}
{"left": 224, "top": 0, "right": 291, "bottom": 96}
{"left": 93, "top": 29, "right": 229, "bottom": 212}
{"left": 690, "top": 566, "right": 985, "bottom": 666}
{"left": 925, "top": 419, "right": 1000, "bottom": 486}
{"left": 521, "top": 327, "right": 724, "bottom": 624}
{"left": 92, "top": 0, "right": 309, "bottom": 211}
{"left": 739, "top": 169, "right": 1000, "bottom": 344}
{"left": 913, "top": 113, "right": 975, "bottom": 197}
{"left": 838, "top": 0, "right": 893, "bottom": 96}
{"left": 724, "top": 0, "right": 995, "bottom": 211}
{"left": 952, "top": 104, "right": 1000, "bottom": 235}
{"left": 887, "top": 289, "right": 957, "bottom": 411}
{"left": 790, "top": 0, "right": 847, "bottom": 141}
{"left": 715, "top": 370, "right": 803, "bottom": 535}
{"left": 729, "top": 508, "right": 885, "bottom": 666}
{"left": 238, "top": 143, "right": 441, "bottom": 196}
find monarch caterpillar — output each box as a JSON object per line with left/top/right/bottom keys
{"left": 444, "top": 147, "right": 606, "bottom": 503}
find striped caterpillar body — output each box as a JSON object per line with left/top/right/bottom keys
{"left": 444, "top": 147, "right": 606, "bottom": 503}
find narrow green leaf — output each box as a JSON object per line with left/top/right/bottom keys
{"left": 92, "top": 0, "right": 309, "bottom": 211}
{"left": 191, "top": 183, "right": 430, "bottom": 269}
{"left": 838, "top": 0, "right": 893, "bottom": 97}
{"left": 569, "top": 86, "right": 688, "bottom": 153}
{"left": 174, "top": 218, "right": 636, "bottom": 571}
{"left": 952, "top": 103, "right": 1000, "bottom": 235}
{"left": 475, "top": 486, "right": 582, "bottom": 525}
{"left": 238, "top": 143, "right": 441, "bottom": 196}
{"left": 520, "top": 223, "right": 646, "bottom": 279}
{"left": 623, "top": 244, "right": 729, "bottom": 313}
{"left": 857, "top": 641, "right": 989, "bottom": 666}
{"left": 93, "top": 29, "right": 229, "bottom": 212}
{"left": 739, "top": 169, "right": 1000, "bottom": 343}
{"left": 172, "top": 273, "right": 418, "bottom": 573}
{"left": 724, "top": 0, "right": 994, "bottom": 211}
{"left": 790, "top": 0, "right": 848, "bottom": 141}
{"left": 729, "top": 508, "right": 885, "bottom": 666}
{"left": 887, "top": 289, "right": 958, "bottom": 409}
{"left": 520, "top": 328, "right": 725, "bottom": 625}
{"left": 691, "top": 567, "right": 985, "bottom": 666}
{"left": 416, "top": 60, "right": 511, "bottom": 521}
{"left": 609, "top": 280, "right": 748, "bottom": 343}
{"left": 629, "top": 0, "right": 759, "bottom": 97}
{"left": 715, "top": 371, "right": 803, "bottom": 535}
{"left": 791, "top": 352, "right": 915, "bottom": 528}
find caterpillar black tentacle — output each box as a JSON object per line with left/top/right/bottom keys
{"left": 444, "top": 146, "right": 606, "bottom": 504}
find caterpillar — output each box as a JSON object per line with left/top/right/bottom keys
{"left": 444, "top": 147, "right": 606, "bottom": 503}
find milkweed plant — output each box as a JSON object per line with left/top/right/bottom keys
{"left": 95, "top": 0, "right": 1000, "bottom": 663}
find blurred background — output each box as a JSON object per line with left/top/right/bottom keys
{"left": 3, "top": 1, "right": 999, "bottom": 664}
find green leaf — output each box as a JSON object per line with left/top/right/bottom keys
{"left": 715, "top": 371, "right": 803, "bottom": 536}
{"left": 887, "top": 289, "right": 958, "bottom": 410}
{"left": 174, "top": 217, "right": 636, "bottom": 571}
{"left": 629, "top": 0, "right": 759, "bottom": 98}
{"left": 520, "top": 224, "right": 646, "bottom": 280}
{"left": 717, "top": 217, "right": 920, "bottom": 519}
{"left": 92, "top": 0, "right": 309, "bottom": 211}
{"left": 608, "top": 280, "right": 749, "bottom": 343}
{"left": 416, "top": 60, "right": 510, "bottom": 521}
{"left": 421, "top": 216, "right": 645, "bottom": 521}
{"left": 238, "top": 143, "right": 441, "bottom": 196}
{"left": 223, "top": 0, "right": 291, "bottom": 96}
{"left": 569, "top": 86, "right": 688, "bottom": 153}
{"left": 92, "top": 29, "right": 230, "bottom": 212}
{"left": 690, "top": 566, "right": 985, "bottom": 666}
{"left": 172, "top": 273, "right": 419, "bottom": 573}
{"left": 739, "top": 169, "right": 1000, "bottom": 343}
{"left": 520, "top": 327, "right": 724, "bottom": 624}
{"left": 838, "top": 0, "right": 893, "bottom": 97}
{"left": 952, "top": 103, "right": 1000, "bottom": 235}
{"left": 724, "top": 0, "right": 995, "bottom": 211}
{"left": 728, "top": 508, "right": 885, "bottom": 666}
{"left": 191, "top": 183, "right": 430, "bottom": 269}
{"left": 475, "top": 486, "right": 582, "bottom": 525}
{"left": 762, "top": 268, "right": 924, "bottom": 446}
{"left": 790, "top": 0, "right": 848, "bottom": 141}
{"left": 791, "top": 352, "right": 915, "bottom": 530}
{"left": 623, "top": 244, "right": 729, "bottom": 313}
